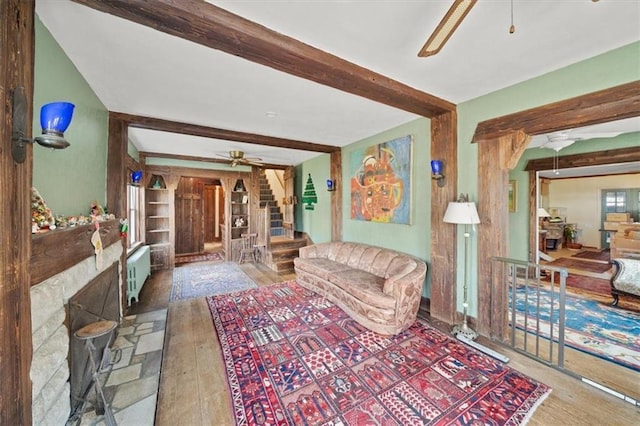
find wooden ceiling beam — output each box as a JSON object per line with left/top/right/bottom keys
{"left": 472, "top": 81, "right": 640, "bottom": 143}
{"left": 139, "top": 151, "right": 288, "bottom": 170}
{"left": 73, "top": 0, "right": 455, "bottom": 118}
{"left": 111, "top": 112, "right": 338, "bottom": 154}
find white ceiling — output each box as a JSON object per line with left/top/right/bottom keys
{"left": 35, "top": 1, "right": 640, "bottom": 167}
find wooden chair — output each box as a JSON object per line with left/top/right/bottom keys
{"left": 239, "top": 233, "right": 258, "bottom": 263}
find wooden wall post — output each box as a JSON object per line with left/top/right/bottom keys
{"left": 429, "top": 111, "right": 458, "bottom": 323}
{"left": 476, "top": 131, "right": 529, "bottom": 338}
{"left": 330, "top": 150, "right": 342, "bottom": 242}
{"left": 0, "top": 1, "right": 35, "bottom": 423}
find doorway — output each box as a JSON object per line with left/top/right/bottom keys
{"left": 175, "top": 177, "right": 223, "bottom": 255}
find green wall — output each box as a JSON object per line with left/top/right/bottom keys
{"left": 455, "top": 41, "right": 639, "bottom": 315}
{"left": 298, "top": 42, "right": 639, "bottom": 311}
{"left": 295, "top": 154, "right": 333, "bottom": 243}
{"left": 33, "top": 17, "right": 109, "bottom": 217}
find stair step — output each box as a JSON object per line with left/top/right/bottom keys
{"left": 274, "top": 259, "right": 294, "bottom": 274}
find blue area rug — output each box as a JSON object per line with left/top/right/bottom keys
{"left": 171, "top": 262, "right": 257, "bottom": 301}
{"left": 514, "top": 287, "right": 640, "bottom": 371}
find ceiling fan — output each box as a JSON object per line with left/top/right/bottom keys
{"left": 537, "top": 129, "right": 625, "bottom": 152}
{"left": 217, "top": 150, "right": 263, "bottom": 167}
{"left": 418, "top": 0, "right": 478, "bottom": 57}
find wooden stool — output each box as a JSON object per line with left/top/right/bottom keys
{"left": 74, "top": 320, "right": 118, "bottom": 426}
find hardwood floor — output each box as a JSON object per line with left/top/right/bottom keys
{"left": 127, "top": 261, "right": 639, "bottom": 425}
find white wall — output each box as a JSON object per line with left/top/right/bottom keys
{"left": 548, "top": 173, "right": 640, "bottom": 248}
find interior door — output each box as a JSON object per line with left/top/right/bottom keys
{"left": 175, "top": 178, "right": 204, "bottom": 254}
{"left": 601, "top": 188, "right": 640, "bottom": 248}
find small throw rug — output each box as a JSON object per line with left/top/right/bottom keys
{"left": 547, "top": 257, "right": 612, "bottom": 274}
{"left": 171, "top": 261, "right": 257, "bottom": 301}
{"left": 542, "top": 273, "right": 611, "bottom": 298}
{"left": 207, "top": 281, "right": 551, "bottom": 425}
{"left": 514, "top": 286, "right": 640, "bottom": 372}
{"left": 571, "top": 250, "right": 610, "bottom": 262}
{"left": 175, "top": 251, "right": 224, "bottom": 265}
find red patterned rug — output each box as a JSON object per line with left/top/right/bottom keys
{"left": 543, "top": 272, "right": 611, "bottom": 297}
{"left": 206, "top": 281, "right": 551, "bottom": 425}
{"left": 571, "top": 250, "right": 610, "bottom": 262}
{"left": 547, "top": 257, "right": 612, "bottom": 274}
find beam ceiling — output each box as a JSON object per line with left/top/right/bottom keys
{"left": 73, "top": 0, "right": 456, "bottom": 118}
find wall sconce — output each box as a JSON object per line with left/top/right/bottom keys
{"left": 326, "top": 179, "right": 335, "bottom": 192}
{"left": 11, "top": 86, "right": 75, "bottom": 164}
{"left": 131, "top": 170, "right": 143, "bottom": 185}
{"left": 430, "top": 160, "right": 445, "bottom": 187}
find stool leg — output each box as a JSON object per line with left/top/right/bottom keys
{"left": 85, "top": 339, "right": 117, "bottom": 426}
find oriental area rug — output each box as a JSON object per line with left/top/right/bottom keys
{"left": 207, "top": 280, "right": 551, "bottom": 425}
{"left": 513, "top": 287, "right": 640, "bottom": 372}
{"left": 170, "top": 261, "right": 257, "bottom": 301}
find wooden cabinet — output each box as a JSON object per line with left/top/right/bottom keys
{"left": 223, "top": 178, "right": 250, "bottom": 261}
{"left": 230, "top": 181, "right": 249, "bottom": 239}
{"left": 146, "top": 176, "right": 171, "bottom": 271}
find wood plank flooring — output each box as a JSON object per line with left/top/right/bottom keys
{"left": 127, "top": 260, "right": 639, "bottom": 425}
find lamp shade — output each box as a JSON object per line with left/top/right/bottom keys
{"left": 443, "top": 201, "right": 480, "bottom": 225}
{"left": 537, "top": 208, "right": 551, "bottom": 218}
{"left": 40, "top": 101, "right": 75, "bottom": 135}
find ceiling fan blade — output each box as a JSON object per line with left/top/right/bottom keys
{"left": 418, "top": 0, "right": 477, "bottom": 58}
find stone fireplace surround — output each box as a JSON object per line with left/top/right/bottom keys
{"left": 30, "top": 242, "right": 123, "bottom": 425}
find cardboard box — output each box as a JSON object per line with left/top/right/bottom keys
{"left": 604, "top": 221, "right": 621, "bottom": 231}
{"left": 606, "top": 212, "right": 631, "bottom": 222}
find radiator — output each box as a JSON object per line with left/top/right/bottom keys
{"left": 126, "top": 245, "right": 151, "bottom": 306}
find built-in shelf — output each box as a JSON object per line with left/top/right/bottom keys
{"left": 146, "top": 175, "right": 171, "bottom": 270}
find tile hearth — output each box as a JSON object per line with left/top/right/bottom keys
{"left": 77, "top": 309, "right": 166, "bottom": 426}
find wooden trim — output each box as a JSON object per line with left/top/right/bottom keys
{"left": 73, "top": 0, "right": 455, "bottom": 118}
{"left": 429, "top": 111, "right": 458, "bottom": 324}
{"left": 330, "top": 151, "right": 342, "bottom": 241}
{"left": 112, "top": 112, "right": 338, "bottom": 154}
{"left": 30, "top": 220, "right": 122, "bottom": 286}
{"left": 524, "top": 146, "right": 640, "bottom": 171}
{"left": 0, "top": 1, "right": 35, "bottom": 423}
{"left": 472, "top": 81, "right": 640, "bottom": 143}
{"left": 140, "top": 151, "right": 288, "bottom": 170}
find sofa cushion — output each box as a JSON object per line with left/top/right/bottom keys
{"left": 294, "top": 257, "right": 351, "bottom": 281}
{"left": 326, "top": 268, "right": 395, "bottom": 310}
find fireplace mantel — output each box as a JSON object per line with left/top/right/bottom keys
{"left": 30, "top": 219, "right": 121, "bottom": 286}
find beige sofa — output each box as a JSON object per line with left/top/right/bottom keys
{"left": 293, "top": 241, "right": 427, "bottom": 335}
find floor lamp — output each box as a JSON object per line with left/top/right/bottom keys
{"left": 444, "top": 194, "right": 480, "bottom": 340}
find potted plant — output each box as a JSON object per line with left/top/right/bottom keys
{"left": 563, "top": 224, "right": 582, "bottom": 250}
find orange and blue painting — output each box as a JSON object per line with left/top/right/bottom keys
{"left": 350, "top": 135, "right": 412, "bottom": 224}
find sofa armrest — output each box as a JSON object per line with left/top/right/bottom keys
{"left": 611, "top": 258, "right": 640, "bottom": 297}
{"left": 298, "top": 244, "right": 317, "bottom": 259}
{"left": 384, "top": 262, "right": 427, "bottom": 323}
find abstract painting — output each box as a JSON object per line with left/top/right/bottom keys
{"left": 349, "top": 135, "right": 412, "bottom": 224}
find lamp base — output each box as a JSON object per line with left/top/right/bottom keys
{"left": 452, "top": 323, "right": 478, "bottom": 341}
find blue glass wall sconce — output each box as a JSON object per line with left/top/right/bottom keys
{"left": 12, "top": 86, "right": 75, "bottom": 163}
{"left": 326, "top": 179, "right": 335, "bottom": 192}
{"left": 430, "top": 160, "right": 445, "bottom": 187}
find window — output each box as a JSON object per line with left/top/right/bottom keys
{"left": 127, "top": 184, "right": 142, "bottom": 249}
{"left": 605, "top": 190, "right": 627, "bottom": 213}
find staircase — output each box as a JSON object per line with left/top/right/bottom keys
{"left": 258, "top": 170, "right": 307, "bottom": 274}
{"left": 259, "top": 172, "right": 285, "bottom": 237}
